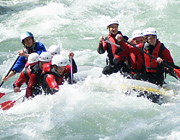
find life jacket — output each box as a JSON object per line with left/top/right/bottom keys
{"left": 127, "top": 44, "right": 144, "bottom": 74}
{"left": 41, "top": 63, "right": 62, "bottom": 83}
{"left": 13, "top": 63, "right": 38, "bottom": 88}
{"left": 142, "top": 41, "right": 165, "bottom": 74}
{"left": 23, "top": 42, "right": 37, "bottom": 54}
{"left": 40, "top": 63, "right": 63, "bottom": 92}
{"left": 105, "top": 31, "right": 128, "bottom": 65}
{"left": 22, "top": 65, "right": 31, "bottom": 84}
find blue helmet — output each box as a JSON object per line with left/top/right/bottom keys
{"left": 20, "top": 32, "right": 34, "bottom": 42}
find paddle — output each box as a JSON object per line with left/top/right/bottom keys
{"left": 70, "top": 56, "right": 73, "bottom": 84}
{"left": 105, "top": 39, "right": 180, "bottom": 80}
{"left": 0, "top": 56, "right": 20, "bottom": 87}
{"left": 0, "top": 88, "right": 26, "bottom": 99}
{"left": 0, "top": 94, "right": 24, "bottom": 110}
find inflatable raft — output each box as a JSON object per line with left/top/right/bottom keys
{"left": 74, "top": 66, "right": 168, "bottom": 103}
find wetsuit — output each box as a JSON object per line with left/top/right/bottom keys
{"left": 13, "top": 63, "right": 42, "bottom": 98}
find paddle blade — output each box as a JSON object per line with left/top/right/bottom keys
{"left": 0, "top": 92, "right": 5, "bottom": 98}
{"left": 173, "top": 68, "right": 180, "bottom": 79}
{"left": 0, "top": 100, "right": 15, "bottom": 110}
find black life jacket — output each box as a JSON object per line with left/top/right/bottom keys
{"left": 41, "top": 66, "right": 62, "bottom": 90}
{"left": 23, "top": 42, "right": 37, "bottom": 54}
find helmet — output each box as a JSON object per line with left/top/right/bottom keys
{"left": 20, "top": 32, "right": 34, "bottom": 42}
{"left": 132, "top": 30, "right": 143, "bottom": 39}
{"left": 107, "top": 19, "right": 119, "bottom": 27}
{"left": 143, "top": 27, "right": 157, "bottom": 36}
{"left": 39, "top": 52, "right": 52, "bottom": 62}
{"left": 48, "top": 45, "right": 60, "bottom": 56}
{"left": 28, "top": 53, "right": 40, "bottom": 64}
{"left": 51, "top": 55, "right": 67, "bottom": 67}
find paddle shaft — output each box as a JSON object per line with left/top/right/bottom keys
{"left": 1, "top": 87, "right": 26, "bottom": 95}
{"left": 70, "top": 57, "right": 73, "bottom": 84}
{"left": 121, "top": 38, "right": 175, "bottom": 71}
{"left": 106, "top": 39, "right": 175, "bottom": 71}
{"left": 0, "top": 56, "right": 20, "bottom": 87}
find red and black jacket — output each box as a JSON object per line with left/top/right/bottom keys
{"left": 41, "top": 59, "right": 77, "bottom": 94}
{"left": 13, "top": 62, "right": 42, "bottom": 98}
{"left": 119, "top": 40, "right": 174, "bottom": 75}
{"left": 127, "top": 51, "right": 144, "bottom": 74}
{"left": 97, "top": 31, "right": 129, "bottom": 65}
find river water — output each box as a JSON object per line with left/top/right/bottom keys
{"left": 1, "top": 0, "right": 180, "bottom": 140}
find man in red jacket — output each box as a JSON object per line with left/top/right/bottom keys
{"left": 115, "top": 27, "right": 174, "bottom": 86}
{"left": 97, "top": 19, "right": 129, "bottom": 75}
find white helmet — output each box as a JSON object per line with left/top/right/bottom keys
{"left": 48, "top": 45, "right": 60, "bottom": 56}
{"left": 132, "top": 30, "right": 143, "bottom": 39}
{"left": 107, "top": 19, "right": 119, "bottom": 27}
{"left": 143, "top": 27, "right": 157, "bottom": 36}
{"left": 51, "top": 55, "right": 67, "bottom": 67}
{"left": 39, "top": 52, "right": 52, "bottom": 62}
{"left": 20, "top": 32, "right": 34, "bottom": 42}
{"left": 28, "top": 53, "right": 40, "bottom": 64}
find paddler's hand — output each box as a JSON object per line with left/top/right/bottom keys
{"left": 156, "top": 57, "right": 163, "bottom": 64}
{"left": 128, "top": 38, "right": 134, "bottom": 44}
{"left": 18, "top": 50, "right": 29, "bottom": 57}
{"left": 14, "top": 87, "right": 21, "bottom": 92}
{"left": 69, "top": 51, "right": 74, "bottom": 59}
{"left": 99, "top": 36, "right": 104, "bottom": 44}
{"left": 18, "top": 50, "right": 25, "bottom": 56}
{"left": 1, "top": 75, "right": 8, "bottom": 82}
{"left": 1, "top": 71, "right": 15, "bottom": 82}
{"left": 115, "top": 34, "right": 123, "bottom": 41}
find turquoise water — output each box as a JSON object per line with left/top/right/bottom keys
{"left": 1, "top": 0, "right": 180, "bottom": 139}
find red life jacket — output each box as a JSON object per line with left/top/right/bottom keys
{"left": 41, "top": 63, "right": 71, "bottom": 85}
{"left": 106, "top": 33, "right": 129, "bottom": 65}
{"left": 128, "top": 53, "right": 143, "bottom": 74}
{"left": 143, "top": 41, "right": 164, "bottom": 73}
{"left": 41, "top": 63, "right": 63, "bottom": 85}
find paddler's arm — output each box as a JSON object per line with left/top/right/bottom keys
{"left": 97, "top": 36, "right": 107, "bottom": 54}
{"left": 116, "top": 34, "right": 142, "bottom": 54}
{"left": 1, "top": 70, "right": 15, "bottom": 82}
{"left": 18, "top": 50, "right": 29, "bottom": 57}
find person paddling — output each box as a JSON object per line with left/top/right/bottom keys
{"left": 13, "top": 53, "right": 42, "bottom": 98}
{"left": 40, "top": 52, "right": 77, "bottom": 95}
{"left": 97, "top": 19, "right": 129, "bottom": 75}
{"left": 116, "top": 27, "right": 174, "bottom": 86}
{"left": 14, "top": 52, "right": 52, "bottom": 99}
{"left": 1, "top": 32, "right": 46, "bottom": 82}
{"left": 126, "top": 30, "right": 145, "bottom": 75}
